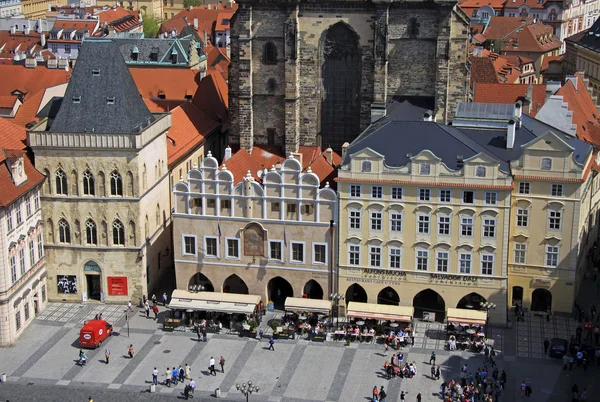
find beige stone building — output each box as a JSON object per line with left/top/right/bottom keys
{"left": 0, "top": 119, "right": 47, "bottom": 346}
{"left": 172, "top": 153, "right": 337, "bottom": 308}
{"left": 27, "top": 40, "right": 172, "bottom": 304}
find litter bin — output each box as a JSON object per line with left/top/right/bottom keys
{"left": 150, "top": 384, "right": 156, "bottom": 393}
{"left": 1, "top": 373, "right": 6, "bottom": 382}
{"left": 215, "top": 387, "right": 221, "bottom": 398}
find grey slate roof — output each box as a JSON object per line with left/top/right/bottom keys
{"left": 566, "top": 18, "right": 600, "bottom": 53}
{"left": 49, "top": 40, "right": 154, "bottom": 134}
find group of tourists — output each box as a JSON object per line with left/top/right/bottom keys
{"left": 159, "top": 364, "right": 196, "bottom": 399}
{"left": 441, "top": 363, "right": 506, "bottom": 402}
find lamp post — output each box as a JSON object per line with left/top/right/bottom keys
{"left": 236, "top": 380, "right": 259, "bottom": 402}
{"left": 480, "top": 301, "right": 496, "bottom": 334}
{"left": 330, "top": 293, "right": 344, "bottom": 329}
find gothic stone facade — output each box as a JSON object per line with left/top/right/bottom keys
{"left": 229, "top": 0, "right": 470, "bottom": 155}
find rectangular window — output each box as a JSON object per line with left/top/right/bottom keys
{"left": 64, "top": 44, "right": 71, "bottom": 53}
{"left": 10, "top": 255, "right": 16, "bottom": 283}
{"left": 205, "top": 237, "right": 218, "bottom": 257}
{"left": 484, "top": 192, "right": 498, "bottom": 205}
{"left": 389, "top": 248, "right": 401, "bottom": 268}
{"left": 303, "top": 204, "right": 313, "bottom": 215}
{"left": 483, "top": 218, "right": 496, "bottom": 237}
{"left": 370, "top": 211, "right": 382, "bottom": 231}
{"left": 420, "top": 163, "right": 431, "bottom": 175}
{"left": 313, "top": 243, "right": 327, "bottom": 264}
{"left": 548, "top": 211, "right": 562, "bottom": 230}
{"left": 37, "top": 233, "right": 43, "bottom": 259}
{"left": 24, "top": 302, "right": 29, "bottom": 321}
{"left": 390, "top": 213, "right": 402, "bottom": 232}
{"left": 16, "top": 206, "right": 22, "bottom": 225}
{"left": 551, "top": 184, "right": 564, "bottom": 197}
{"left": 349, "top": 245, "right": 360, "bottom": 265}
{"left": 19, "top": 248, "right": 25, "bottom": 275}
{"left": 516, "top": 208, "right": 529, "bottom": 227}
{"left": 514, "top": 243, "right": 527, "bottom": 263}
{"left": 439, "top": 190, "right": 452, "bottom": 203}
{"left": 481, "top": 254, "right": 494, "bottom": 275}
{"left": 271, "top": 202, "right": 280, "bottom": 213}
{"left": 417, "top": 214, "right": 430, "bottom": 234}
{"left": 419, "top": 188, "right": 431, "bottom": 201}
{"left": 391, "top": 187, "right": 403, "bottom": 200}
{"left": 15, "top": 310, "right": 20, "bottom": 331}
{"left": 42, "top": 284, "right": 46, "bottom": 302}
{"left": 269, "top": 241, "right": 282, "bottom": 261}
{"left": 349, "top": 210, "right": 361, "bottom": 230}
{"left": 26, "top": 198, "right": 32, "bottom": 217}
{"left": 416, "top": 250, "right": 429, "bottom": 271}
{"left": 286, "top": 204, "right": 297, "bottom": 214}
{"left": 431, "top": 251, "right": 447, "bottom": 273}
{"left": 369, "top": 246, "right": 381, "bottom": 267}
{"left": 221, "top": 199, "right": 231, "bottom": 210}
{"left": 518, "top": 182, "right": 531, "bottom": 194}
{"left": 29, "top": 240, "right": 35, "bottom": 266}
{"left": 7, "top": 208, "right": 12, "bottom": 232}
{"left": 34, "top": 194, "right": 40, "bottom": 210}
{"left": 462, "top": 191, "right": 475, "bottom": 204}
{"left": 183, "top": 235, "right": 196, "bottom": 256}
{"left": 291, "top": 242, "right": 305, "bottom": 263}
{"left": 459, "top": 253, "right": 472, "bottom": 274}
{"left": 371, "top": 186, "right": 383, "bottom": 199}
{"left": 349, "top": 184, "right": 361, "bottom": 197}
{"left": 461, "top": 217, "right": 473, "bottom": 236}
{"left": 546, "top": 245, "right": 559, "bottom": 266}
{"left": 226, "top": 238, "right": 240, "bottom": 259}
{"left": 438, "top": 216, "right": 451, "bottom": 235}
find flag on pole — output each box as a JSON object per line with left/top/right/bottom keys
{"left": 217, "top": 221, "right": 222, "bottom": 244}
{"left": 283, "top": 223, "right": 287, "bottom": 247}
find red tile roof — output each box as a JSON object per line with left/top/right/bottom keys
{"left": 473, "top": 83, "right": 547, "bottom": 115}
{"left": 0, "top": 96, "right": 17, "bottom": 108}
{"left": 501, "top": 21, "right": 562, "bottom": 53}
{"left": 555, "top": 73, "right": 600, "bottom": 146}
{"left": 483, "top": 17, "right": 533, "bottom": 39}
{"left": 158, "top": 17, "right": 189, "bottom": 37}
{"left": 97, "top": 7, "right": 141, "bottom": 33}
{"left": 52, "top": 19, "right": 99, "bottom": 32}
{"left": 129, "top": 68, "right": 200, "bottom": 100}
{"left": 469, "top": 56, "right": 500, "bottom": 87}
{"left": 0, "top": 31, "right": 44, "bottom": 59}
{"left": 192, "top": 71, "right": 228, "bottom": 127}
{"left": 143, "top": 99, "right": 185, "bottom": 112}
{"left": 169, "top": 3, "right": 237, "bottom": 39}
{"left": 541, "top": 55, "right": 564, "bottom": 71}
{"left": 221, "top": 148, "right": 263, "bottom": 184}
{"left": 6, "top": 90, "right": 44, "bottom": 127}
{"left": 0, "top": 65, "right": 70, "bottom": 98}
{"left": 205, "top": 44, "right": 230, "bottom": 81}
{"left": 215, "top": 12, "right": 234, "bottom": 31}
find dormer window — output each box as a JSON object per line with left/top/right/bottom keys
{"left": 541, "top": 157, "right": 552, "bottom": 170}
{"left": 72, "top": 96, "right": 81, "bottom": 103}
{"left": 361, "top": 161, "right": 372, "bottom": 172}
{"left": 106, "top": 97, "right": 115, "bottom": 105}
{"left": 92, "top": 69, "right": 100, "bottom": 76}
{"left": 420, "top": 163, "right": 431, "bottom": 175}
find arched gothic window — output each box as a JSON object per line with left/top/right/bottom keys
{"left": 83, "top": 170, "right": 95, "bottom": 196}
{"left": 85, "top": 219, "right": 97, "bottom": 245}
{"left": 263, "top": 41, "right": 277, "bottom": 64}
{"left": 112, "top": 220, "right": 125, "bottom": 245}
{"left": 110, "top": 170, "right": 123, "bottom": 196}
{"left": 58, "top": 219, "right": 71, "bottom": 243}
{"left": 55, "top": 169, "right": 68, "bottom": 195}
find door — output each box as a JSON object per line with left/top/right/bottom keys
{"left": 86, "top": 274, "right": 101, "bottom": 300}
{"left": 33, "top": 294, "right": 39, "bottom": 316}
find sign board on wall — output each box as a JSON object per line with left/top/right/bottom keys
{"left": 532, "top": 278, "right": 552, "bottom": 288}
{"left": 107, "top": 276, "right": 128, "bottom": 296}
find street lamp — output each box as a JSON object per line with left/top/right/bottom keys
{"left": 330, "top": 293, "right": 344, "bottom": 328}
{"left": 236, "top": 380, "right": 259, "bottom": 402}
{"left": 480, "top": 301, "right": 496, "bottom": 334}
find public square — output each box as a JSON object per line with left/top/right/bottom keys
{"left": 1, "top": 281, "right": 599, "bottom": 402}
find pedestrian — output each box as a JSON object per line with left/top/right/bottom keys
{"left": 152, "top": 294, "right": 157, "bottom": 305}
{"left": 430, "top": 364, "right": 436, "bottom": 379}
{"left": 546, "top": 307, "right": 551, "bottom": 322}
{"left": 179, "top": 365, "right": 185, "bottom": 383}
{"left": 202, "top": 326, "right": 207, "bottom": 342}
{"left": 259, "top": 327, "right": 264, "bottom": 341}
{"left": 196, "top": 325, "right": 201, "bottom": 342}
{"left": 416, "top": 392, "right": 422, "bottom": 402}
{"left": 268, "top": 336, "right": 275, "bottom": 351}
{"left": 372, "top": 385, "right": 379, "bottom": 401}
{"left": 220, "top": 356, "right": 225, "bottom": 373}
{"left": 435, "top": 366, "right": 441, "bottom": 380}
{"left": 383, "top": 342, "right": 388, "bottom": 356}
{"left": 128, "top": 344, "right": 134, "bottom": 359}
{"left": 127, "top": 300, "right": 133, "bottom": 311}
{"left": 379, "top": 386, "right": 387, "bottom": 402}
{"left": 162, "top": 292, "right": 168, "bottom": 306}
{"left": 525, "top": 378, "right": 532, "bottom": 397}
{"left": 189, "top": 378, "right": 196, "bottom": 396}
{"left": 184, "top": 382, "right": 190, "bottom": 400}
{"left": 400, "top": 391, "right": 407, "bottom": 401}
{"left": 172, "top": 367, "right": 178, "bottom": 385}
{"left": 165, "top": 367, "right": 172, "bottom": 387}
{"left": 544, "top": 339, "right": 550, "bottom": 354}
{"left": 484, "top": 345, "right": 490, "bottom": 362}
{"left": 410, "top": 335, "right": 415, "bottom": 346}
{"left": 581, "top": 387, "right": 588, "bottom": 401}
{"left": 144, "top": 302, "right": 150, "bottom": 319}
{"left": 520, "top": 381, "right": 526, "bottom": 398}
{"left": 104, "top": 348, "right": 110, "bottom": 364}
{"left": 429, "top": 351, "right": 436, "bottom": 365}
{"left": 152, "top": 304, "right": 159, "bottom": 320}
{"left": 185, "top": 363, "right": 191, "bottom": 379}
{"left": 152, "top": 367, "right": 158, "bottom": 386}
{"left": 209, "top": 357, "right": 216, "bottom": 375}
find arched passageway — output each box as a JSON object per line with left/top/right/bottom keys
{"left": 223, "top": 274, "right": 249, "bottom": 294}
{"left": 377, "top": 287, "right": 400, "bottom": 306}
{"left": 413, "top": 288, "right": 446, "bottom": 322}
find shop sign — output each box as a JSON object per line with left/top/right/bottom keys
{"left": 429, "top": 273, "right": 478, "bottom": 286}
{"left": 532, "top": 278, "right": 552, "bottom": 288}
{"left": 107, "top": 276, "right": 128, "bottom": 296}
{"left": 361, "top": 268, "right": 407, "bottom": 280}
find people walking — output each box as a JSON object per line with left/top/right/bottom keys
{"left": 172, "top": 367, "right": 178, "bottom": 385}
{"left": 152, "top": 367, "right": 158, "bottom": 386}
{"left": 152, "top": 294, "right": 157, "bottom": 305}
{"left": 372, "top": 385, "right": 378, "bottom": 401}
{"left": 179, "top": 365, "right": 185, "bottom": 383}
{"left": 162, "top": 292, "right": 168, "bottom": 306}
{"left": 189, "top": 378, "right": 196, "bottom": 396}
{"left": 383, "top": 342, "right": 388, "bottom": 356}
{"left": 268, "top": 336, "right": 275, "bottom": 351}
{"left": 202, "top": 326, "right": 208, "bottom": 342}
{"left": 429, "top": 351, "right": 436, "bottom": 365}
{"left": 435, "top": 366, "right": 441, "bottom": 380}
{"left": 128, "top": 344, "right": 134, "bottom": 359}
{"left": 400, "top": 391, "right": 407, "bottom": 401}
{"left": 144, "top": 302, "right": 150, "bottom": 318}
{"left": 209, "top": 357, "right": 216, "bottom": 375}
{"left": 430, "top": 364, "right": 436, "bottom": 379}
{"left": 220, "top": 356, "right": 225, "bottom": 373}
{"left": 185, "top": 363, "right": 191, "bottom": 379}
{"left": 104, "top": 348, "right": 110, "bottom": 364}
{"left": 165, "top": 367, "right": 172, "bottom": 387}
{"left": 525, "top": 378, "right": 532, "bottom": 397}
{"left": 416, "top": 392, "right": 422, "bottom": 402}
{"left": 152, "top": 304, "right": 159, "bottom": 320}
{"left": 379, "top": 386, "right": 387, "bottom": 402}
{"left": 127, "top": 300, "right": 133, "bottom": 311}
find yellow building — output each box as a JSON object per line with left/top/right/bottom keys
{"left": 21, "top": 0, "right": 54, "bottom": 19}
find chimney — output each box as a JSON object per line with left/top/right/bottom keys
{"left": 423, "top": 110, "right": 433, "bottom": 122}
{"left": 200, "top": 65, "right": 206, "bottom": 79}
{"left": 342, "top": 142, "right": 350, "bottom": 161}
{"left": 37, "top": 19, "right": 43, "bottom": 33}
{"left": 10, "top": 25, "right": 15, "bottom": 34}
{"left": 24, "top": 26, "right": 30, "bottom": 35}
{"left": 193, "top": 18, "right": 198, "bottom": 29}
{"left": 514, "top": 101, "right": 522, "bottom": 119}
{"left": 370, "top": 102, "right": 386, "bottom": 123}
{"left": 203, "top": 30, "right": 207, "bottom": 45}
{"left": 507, "top": 119, "right": 516, "bottom": 149}
{"left": 325, "top": 147, "right": 333, "bottom": 165}
{"left": 41, "top": 33, "right": 46, "bottom": 47}
{"left": 224, "top": 145, "right": 232, "bottom": 161}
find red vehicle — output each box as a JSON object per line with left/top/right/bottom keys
{"left": 79, "top": 319, "right": 113, "bottom": 348}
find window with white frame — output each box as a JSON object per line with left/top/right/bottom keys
{"left": 518, "top": 182, "right": 530, "bottom": 194}
{"left": 438, "top": 216, "right": 451, "bottom": 235}
{"left": 349, "top": 210, "right": 361, "bottom": 230}
{"left": 481, "top": 254, "right": 494, "bottom": 275}
{"left": 541, "top": 158, "right": 552, "bottom": 170}
{"left": 349, "top": 245, "right": 360, "bottom": 265}
{"left": 462, "top": 190, "right": 475, "bottom": 204}
{"left": 459, "top": 252, "right": 472, "bottom": 274}
{"left": 420, "top": 163, "right": 431, "bottom": 175}
{"left": 361, "top": 161, "right": 372, "bottom": 172}
{"left": 15, "top": 310, "right": 20, "bottom": 331}
{"left": 389, "top": 248, "right": 401, "bottom": 268}
{"left": 10, "top": 255, "right": 16, "bottom": 283}
{"left": 391, "top": 187, "right": 403, "bottom": 200}
{"left": 205, "top": 237, "right": 218, "bottom": 257}
{"left": 349, "top": 184, "right": 361, "bottom": 197}
{"left": 551, "top": 184, "right": 563, "bottom": 197}
{"left": 37, "top": 233, "right": 43, "bottom": 259}
{"left": 416, "top": 249, "right": 429, "bottom": 270}
{"left": 460, "top": 216, "right": 473, "bottom": 236}
{"left": 475, "top": 166, "right": 486, "bottom": 177}
{"left": 516, "top": 208, "right": 529, "bottom": 227}
{"left": 546, "top": 245, "right": 559, "bottom": 266}
{"left": 24, "top": 302, "right": 29, "bottom": 321}
{"left": 436, "top": 251, "right": 449, "bottom": 272}
{"left": 16, "top": 205, "right": 22, "bottom": 225}
{"left": 29, "top": 240, "right": 35, "bottom": 266}
{"left": 439, "top": 189, "right": 452, "bottom": 203}
{"left": 419, "top": 188, "right": 431, "bottom": 201}
{"left": 548, "top": 210, "right": 562, "bottom": 230}
{"left": 183, "top": 235, "right": 196, "bottom": 255}
{"left": 370, "top": 211, "right": 382, "bottom": 231}
{"left": 369, "top": 246, "right": 381, "bottom": 267}
{"left": 313, "top": 243, "right": 327, "bottom": 264}
{"left": 390, "top": 212, "right": 402, "bottom": 232}
{"left": 514, "top": 243, "right": 526, "bottom": 263}
{"left": 484, "top": 192, "right": 498, "bottom": 205}
{"left": 7, "top": 208, "right": 12, "bottom": 232}
{"left": 34, "top": 194, "right": 39, "bottom": 210}
{"left": 269, "top": 241, "right": 282, "bottom": 261}
{"left": 371, "top": 186, "right": 383, "bottom": 199}
{"left": 483, "top": 218, "right": 496, "bottom": 237}
{"left": 226, "top": 238, "right": 240, "bottom": 259}
{"left": 19, "top": 248, "right": 25, "bottom": 275}
{"left": 417, "top": 214, "right": 430, "bottom": 234}
{"left": 291, "top": 242, "right": 304, "bottom": 263}
{"left": 26, "top": 198, "right": 32, "bottom": 217}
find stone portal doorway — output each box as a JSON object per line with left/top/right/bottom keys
{"left": 84, "top": 261, "right": 102, "bottom": 301}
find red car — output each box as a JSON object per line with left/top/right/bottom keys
{"left": 79, "top": 319, "right": 112, "bottom": 348}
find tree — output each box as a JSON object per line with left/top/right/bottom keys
{"left": 143, "top": 16, "right": 159, "bottom": 38}
{"left": 183, "top": 0, "right": 203, "bottom": 8}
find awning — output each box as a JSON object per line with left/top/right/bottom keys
{"left": 168, "top": 290, "right": 261, "bottom": 315}
{"left": 346, "top": 302, "right": 413, "bottom": 322}
{"left": 284, "top": 297, "right": 332, "bottom": 314}
{"left": 447, "top": 308, "right": 487, "bottom": 326}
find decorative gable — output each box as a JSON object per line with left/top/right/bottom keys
{"left": 3, "top": 150, "right": 27, "bottom": 186}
